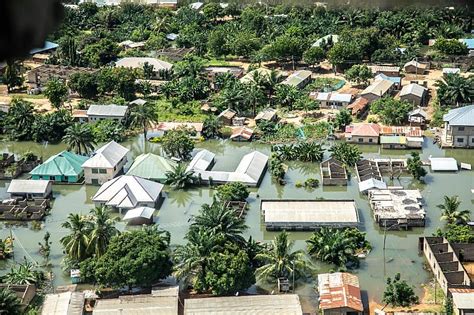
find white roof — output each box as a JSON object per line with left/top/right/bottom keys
{"left": 82, "top": 141, "right": 129, "bottom": 168}
{"left": 7, "top": 180, "right": 51, "bottom": 194}
{"left": 92, "top": 175, "right": 163, "bottom": 209}
{"left": 189, "top": 1, "right": 203, "bottom": 9}
{"left": 184, "top": 295, "right": 303, "bottom": 315}
{"left": 93, "top": 294, "right": 178, "bottom": 315}
{"left": 400, "top": 83, "right": 426, "bottom": 98}
{"left": 123, "top": 207, "right": 155, "bottom": 221}
{"left": 116, "top": 57, "right": 172, "bottom": 71}
{"left": 443, "top": 68, "right": 460, "bottom": 74}
{"left": 41, "top": 292, "right": 84, "bottom": 315}
{"left": 452, "top": 292, "right": 474, "bottom": 310}
{"left": 443, "top": 105, "right": 474, "bottom": 126}
{"left": 234, "top": 151, "right": 268, "bottom": 182}
{"left": 408, "top": 108, "right": 428, "bottom": 118}
{"left": 429, "top": 157, "right": 458, "bottom": 171}
{"left": 330, "top": 93, "right": 352, "bottom": 103}
{"left": 314, "top": 92, "right": 330, "bottom": 101}
{"left": 312, "top": 34, "right": 339, "bottom": 47}
{"left": 358, "top": 178, "right": 387, "bottom": 193}
{"left": 262, "top": 200, "right": 358, "bottom": 225}
{"left": 87, "top": 104, "right": 128, "bottom": 117}
{"left": 186, "top": 149, "right": 215, "bottom": 172}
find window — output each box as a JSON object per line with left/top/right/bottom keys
{"left": 471, "top": 138, "right": 474, "bottom": 143}
{"left": 91, "top": 179, "right": 99, "bottom": 185}
{"left": 99, "top": 169, "right": 107, "bottom": 174}
{"left": 458, "top": 126, "right": 465, "bottom": 131}
{"left": 92, "top": 168, "right": 99, "bottom": 174}
{"left": 358, "top": 138, "right": 363, "bottom": 143}
{"left": 369, "top": 138, "right": 373, "bottom": 143}
{"left": 457, "top": 138, "right": 464, "bottom": 143}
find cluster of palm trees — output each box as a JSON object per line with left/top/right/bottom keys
{"left": 272, "top": 142, "right": 324, "bottom": 163}
{"left": 165, "top": 164, "right": 197, "bottom": 189}
{"left": 60, "top": 206, "right": 119, "bottom": 265}
{"left": 437, "top": 195, "right": 471, "bottom": 226}
{"left": 435, "top": 74, "right": 473, "bottom": 107}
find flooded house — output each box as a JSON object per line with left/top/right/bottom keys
{"left": 7, "top": 179, "right": 52, "bottom": 199}
{"left": 30, "top": 151, "right": 88, "bottom": 183}
{"left": 317, "top": 272, "right": 364, "bottom": 315}
{"left": 82, "top": 141, "right": 129, "bottom": 185}
{"left": 345, "top": 123, "right": 380, "bottom": 144}
{"left": 230, "top": 127, "right": 254, "bottom": 142}
{"left": 261, "top": 199, "right": 359, "bottom": 231}
{"left": 86, "top": 104, "right": 129, "bottom": 123}
{"left": 379, "top": 126, "right": 424, "bottom": 149}
{"left": 122, "top": 206, "right": 155, "bottom": 225}
{"left": 0, "top": 153, "right": 41, "bottom": 180}
{"left": 442, "top": 105, "right": 474, "bottom": 148}
{"left": 368, "top": 189, "right": 425, "bottom": 227}
{"left": 92, "top": 175, "right": 163, "bottom": 212}
{"left": 126, "top": 153, "right": 176, "bottom": 183}
{"left": 320, "top": 157, "right": 348, "bottom": 186}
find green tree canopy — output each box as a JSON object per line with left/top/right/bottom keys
{"left": 344, "top": 64, "right": 373, "bottom": 86}
{"left": 329, "top": 142, "right": 362, "bottom": 168}
{"left": 434, "top": 38, "right": 469, "bottom": 56}
{"left": 407, "top": 152, "right": 427, "bottom": 181}
{"left": 370, "top": 98, "right": 413, "bottom": 125}
{"left": 216, "top": 182, "right": 250, "bottom": 203}
{"left": 161, "top": 128, "right": 195, "bottom": 160}
{"left": 383, "top": 273, "right": 419, "bottom": 307}
{"left": 44, "top": 77, "right": 69, "bottom": 109}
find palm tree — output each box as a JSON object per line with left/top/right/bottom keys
{"left": 306, "top": 228, "right": 359, "bottom": 269}
{"left": 87, "top": 206, "right": 119, "bottom": 258}
{"left": 60, "top": 213, "right": 90, "bottom": 262}
{"left": 4, "top": 259, "right": 42, "bottom": 285}
{"left": 5, "top": 98, "right": 35, "bottom": 140}
{"left": 245, "top": 83, "right": 266, "bottom": 116}
{"left": 63, "top": 123, "right": 96, "bottom": 155}
{"left": 294, "top": 142, "right": 324, "bottom": 162}
{"left": 165, "top": 164, "right": 197, "bottom": 189}
{"left": 329, "top": 142, "right": 362, "bottom": 169}
{"left": 0, "top": 288, "right": 22, "bottom": 315}
{"left": 275, "top": 85, "right": 300, "bottom": 110}
{"left": 190, "top": 202, "right": 248, "bottom": 244}
{"left": 202, "top": 115, "right": 222, "bottom": 139}
{"left": 255, "top": 231, "right": 308, "bottom": 282}
{"left": 437, "top": 195, "right": 471, "bottom": 225}
{"left": 173, "top": 228, "right": 221, "bottom": 287}
{"left": 219, "top": 82, "right": 246, "bottom": 112}
{"left": 435, "top": 74, "right": 473, "bottom": 107}
{"left": 264, "top": 70, "right": 281, "bottom": 100}
{"left": 129, "top": 102, "right": 158, "bottom": 140}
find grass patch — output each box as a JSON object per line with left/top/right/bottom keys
{"left": 204, "top": 58, "right": 231, "bottom": 67}
{"left": 155, "top": 99, "right": 207, "bottom": 122}
{"left": 8, "top": 93, "right": 47, "bottom": 100}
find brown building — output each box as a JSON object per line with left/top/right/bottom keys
{"left": 404, "top": 60, "right": 428, "bottom": 74}
{"left": 318, "top": 272, "right": 364, "bottom": 315}
{"left": 369, "top": 65, "right": 400, "bottom": 77}
{"left": 400, "top": 83, "right": 428, "bottom": 106}
{"left": 360, "top": 78, "right": 394, "bottom": 103}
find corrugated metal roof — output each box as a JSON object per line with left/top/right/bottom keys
{"left": 361, "top": 79, "right": 394, "bottom": 96}
{"left": 230, "top": 127, "right": 254, "bottom": 140}
{"left": 116, "top": 57, "right": 172, "bottom": 71}
{"left": 317, "top": 272, "right": 363, "bottom": 312}
{"left": 30, "top": 41, "right": 58, "bottom": 55}
{"left": 281, "top": 70, "right": 312, "bottom": 87}
{"left": 41, "top": 291, "right": 84, "bottom": 315}
{"left": 87, "top": 105, "right": 128, "bottom": 117}
{"left": 345, "top": 123, "right": 380, "bottom": 137}
{"left": 186, "top": 150, "right": 215, "bottom": 172}
{"left": 358, "top": 178, "right": 387, "bottom": 193}
{"left": 30, "top": 151, "right": 88, "bottom": 177}
{"left": 184, "top": 295, "right": 303, "bottom": 315}
{"left": 92, "top": 175, "right": 163, "bottom": 209}
{"left": 380, "top": 135, "right": 407, "bottom": 144}
{"left": 429, "top": 157, "right": 458, "bottom": 171}
{"left": 400, "top": 83, "right": 427, "bottom": 98}
{"left": 82, "top": 141, "right": 129, "bottom": 168}
{"left": 126, "top": 153, "right": 176, "bottom": 181}
{"left": 255, "top": 108, "right": 277, "bottom": 121}
{"left": 123, "top": 206, "right": 155, "bottom": 220}
{"left": 443, "top": 105, "right": 474, "bottom": 126}
{"left": 7, "top": 180, "right": 51, "bottom": 194}
{"left": 93, "top": 294, "right": 178, "bottom": 315}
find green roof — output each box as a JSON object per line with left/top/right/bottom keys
{"left": 126, "top": 153, "right": 176, "bottom": 181}
{"left": 380, "top": 135, "right": 407, "bottom": 145}
{"left": 30, "top": 151, "right": 89, "bottom": 177}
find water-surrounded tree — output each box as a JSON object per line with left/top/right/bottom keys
{"left": 60, "top": 213, "right": 90, "bottom": 263}
{"left": 216, "top": 182, "right": 250, "bottom": 202}
{"left": 44, "top": 77, "right": 69, "bottom": 109}
{"left": 165, "top": 164, "right": 197, "bottom": 189}
{"left": 129, "top": 102, "right": 158, "bottom": 140}
{"left": 63, "top": 123, "right": 96, "bottom": 155}
{"left": 0, "top": 288, "right": 22, "bottom": 315}
{"left": 38, "top": 231, "right": 52, "bottom": 263}
{"left": 435, "top": 223, "right": 474, "bottom": 243}
{"left": 294, "top": 142, "right": 324, "bottom": 162}
{"left": 269, "top": 153, "right": 286, "bottom": 182}
{"left": 435, "top": 74, "right": 473, "bottom": 106}
{"left": 255, "top": 231, "right": 308, "bottom": 282}
{"left": 4, "top": 259, "right": 43, "bottom": 285}
{"left": 87, "top": 206, "right": 119, "bottom": 258}
{"left": 407, "top": 152, "right": 427, "bottom": 181}
{"left": 161, "top": 128, "right": 195, "bottom": 160}
{"left": 190, "top": 202, "right": 248, "bottom": 244}
{"left": 329, "top": 142, "right": 362, "bottom": 169}
{"left": 437, "top": 195, "right": 471, "bottom": 225}
{"left": 382, "top": 273, "right": 419, "bottom": 308}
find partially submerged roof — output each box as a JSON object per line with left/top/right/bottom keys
{"left": 380, "top": 126, "right": 423, "bottom": 137}
{"left": 443, "top": 105, "right": 474, "bottom": 126}
{"left": 126, "top": 153, "right": 176, "bottom": 181}
{"left": 123, "top": 206, "right": 155, "bottom": 221}
{"left": 429, "top": 157, "right": 458, "bottom": 171}
{"left": 318, "top": 272, "right": 363, "bottom": 312}
{"left": 87, "top": 104, "right": 128, "bottom": 117}
{"left": 345, "top": 123, "right": 380, "bottom": 137}
{"left": 400, "top": 83, "right": 427, "bottom": 98}
{"left": 186, "top": 149, "right": 216, "bottom": 172}
{"left": 358, "top": 178, "right": 387, "bottom": 193}
{"left": 93, "top": 293, "right": 178, "bottom": 315}
{"left": 82, "top": 141, "right": 129, "bottom": 169}
{"left": 184, "top": 294, "right": 303, "bottom": 315}
{"left": 116, "top": 57, "right": 172, "bottom": 71}
{"left": 281, "top": 70, "right": 312, "bottom": 87}
{"left": 93, "top": 175, "right": 163, "bottom": 209}
{"left": 361, "top": 79, "right": 394, "bottom": 96}
{"left": 368, "top": 189, "right": 425, "bottom": 220}
{"left": 8, "top": 180, "right": 51, "bottom": 194}
{"left": 30, "top": 151, "right": 88, "bottom": 177}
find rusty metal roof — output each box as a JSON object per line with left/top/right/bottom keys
{"left": 317, "top": 272, "right": 363, "bottom": 312}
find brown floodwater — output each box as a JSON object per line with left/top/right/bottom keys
{"left": 0, "top": 136, "right": 472, "bottom": 311}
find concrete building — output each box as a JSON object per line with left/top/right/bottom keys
{"left": 369, "top": 65, "right": 400, "bottom": 77}
{"left": 126, "top": 153, "right": 176, "bottom": 183}
{"left": 261, "top": 199, "right": 359, "bottom": 231}
{"left": 280, "top": 70, "right": 312, "bottom": 89}
{"left": 345, "top": 123, "right": 380, "bottom": 144}
{"left": 419, "top": 237, "right": 472, "bottom": 295}
{"left": 404, "top": 60, "right": 428, "bottom": 74}
{"left": 82, "top": 141, "right": 129, "bottom": 185}
{"left": 86, "top": 104, "right": 128, "bottom": 122}
{"left": 379, "top": 126, "right": 424, "bottom": 149}
{"left": 320, "top": 157, "right": 348, "bottom": 186}
{"left": 317, "top": 272, "right": 364, "bottom": 315}
{"left": 41, "top": 291, "right": 85, "bottom": 315}
{"left": 7, "top": 180, "right": 52, "bottom": 199}
{"left": 30, "top": 151, "right": 88, "bottom": 183}
{"left": 184, "top": 294, "right": 303, "bottom": 315}
{"left": 368, "top": 189, "right": 425, "bottom": 227}
{"left": 115, "top": 57, "right": 172, "bottom": 79}
{"left": 92, "top": 175, "right": 164, "bottom": 211}
{"left": 360, "top": 78, "right": 394, "bottom": 103}
{"left": 400, "top": 83, "right": 428, "bottom": 106}
{"left": 451, "top": 289, "right": 474, "bottom": 315}
{"left": 443, "top": 105, "right": 474, "bottom": 148}
{"left": 408, "top": 108, "right": 428, "bottom": 126}
{"left": 123, "top": 206, "right": 155, "bottom": 225}
{"left": 311, "top": 92, "right": 353, "bottom": 108}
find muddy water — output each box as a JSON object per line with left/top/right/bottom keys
{"left": 0, "top": 136, "right": 472, "bottom": 310}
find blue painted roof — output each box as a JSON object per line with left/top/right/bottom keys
{"left": 375, "top": 73, "right": 401, "bottom": 84}
{"left": 460, "top": 39, "right": 474, "bottom": 49}
{"left": 29, "top": 41, "right": 59, "bottom": 55}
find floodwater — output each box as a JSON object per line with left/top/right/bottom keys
{"left": 0, "top": 136, "right": 473, "bottom": 310}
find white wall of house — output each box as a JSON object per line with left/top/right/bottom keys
{"left": 84, "top": 157, "right": 128, "bottom": 185}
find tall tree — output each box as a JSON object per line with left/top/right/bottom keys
{"left": 329, "top": 142, "right": 362, "bottom": 169}
{"left": 161, "top": 128, "right": 194, "bottom": 160}
{"left": 165, "top": 164, "right": 196, "bottom": 189}
{"left": 344, "top": 64, "right": 373, "bottom": 86}
{"left": 129, "top": 102, "right": 158, "bottom": 139}
{"left": 60, "top": 213, "right": 90, "bottom": 263}
{"left": 437, "top": 195, "right": 471, "bottom": 225}
{"left": 5, "top": 98, "right": 36, "bottom": 141}
{"left": 407, "top": 152, "right": 427, "bottom": 181}
{"left": 3, "top": 59, "right": 24, "bottom": 92}
{"left": 245, "top": 83, "right": 266, "bottom": 116}
{"left": 255, "top": 231, "right": 308, "bottom": 282}
{"left": 142, "top": 62, "right": 155, "bottom": 80}
{"left": 87, "top": 206, "right": 119, "bottom": 258}
{"left": 383, "top": 273, "right": 419, "bottom": 308}
{"left": 63, "top": 123, "right": 96, "bottom": 155}
{"left": 334, "top": 109, "right": 353, "bottom": 131}
{"left": 435, "top": 74, "right": 473, "bottom": 107}
{"left": 44, "top": 77, "right": 69, "bottom": 109}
